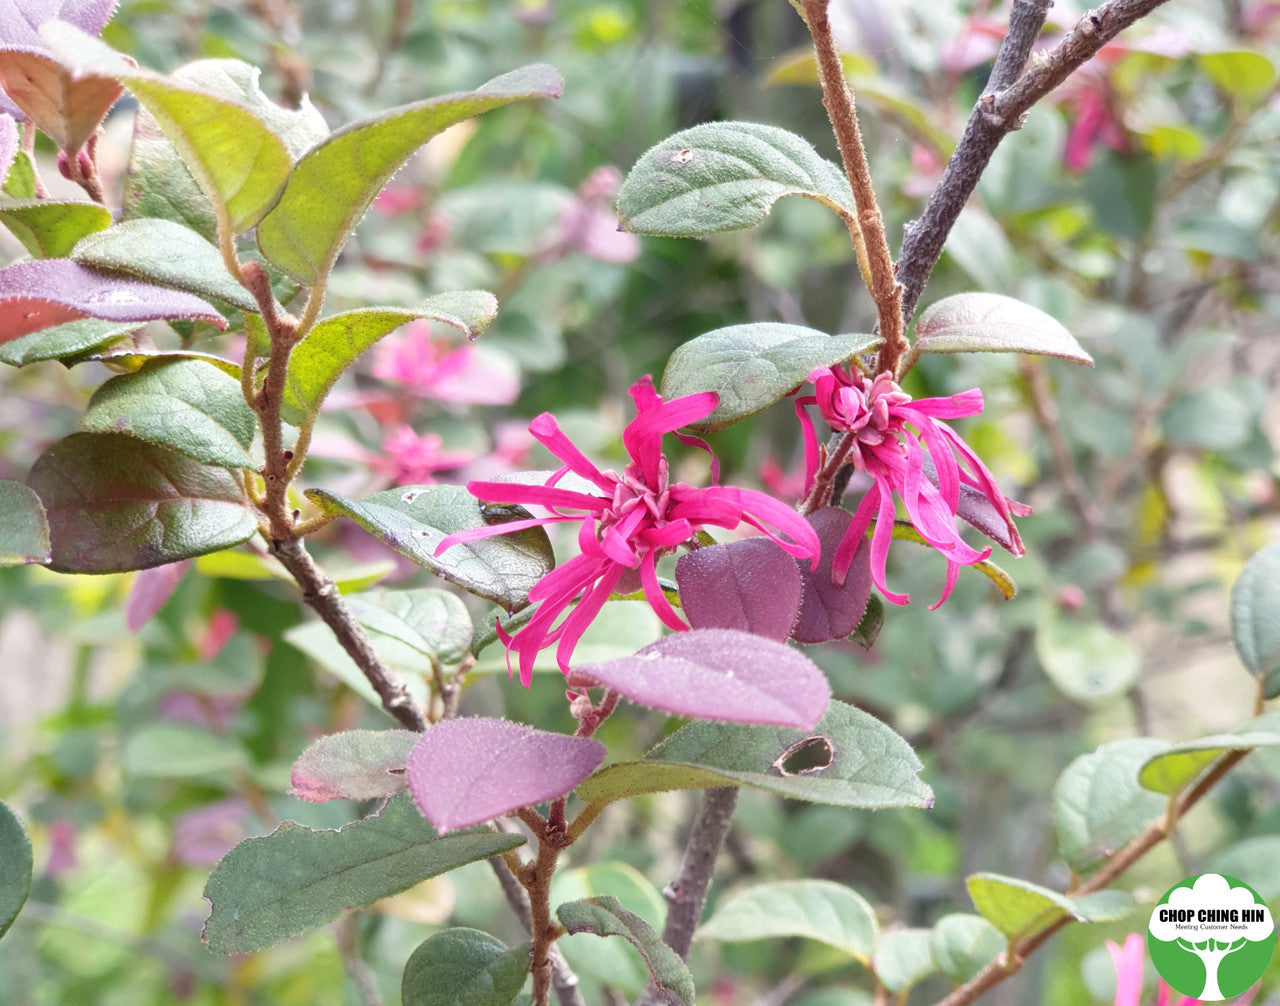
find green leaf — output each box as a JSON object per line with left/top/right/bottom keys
{"left": 618, "top": 122, "right": 854, "bottom": 237}
{"left": 1069, "top": 890, "right": 1137, "bottom": 924}
{"left": 345, "top": 588, "right": 474, "bottom": 666}
{"left": 71, "top": 218, "right": 259, "bottom": 312}
{"left": 257, "top": 64, "right": 563, "bottom": 285}
{"left": 79, "top": 358, "right": 257, "bottom": 468}
{"left": 284, "top": 621, "right": 432, "bottom": 711}
{"left": 928, "top": 914, "right": 1003, "bottom": 984}
{"left": 1137, "top": 710, "right": 1280, "bottom": 795}
{"left": 0, "top": 198, "right": 112, "bottom": 258}
{"left": 307, "top": 485, "right": 554, "bottom": 610}
{"left": 121, "top": 107, "right": 218, "bottom": 241}
{"left": 28, "top": 432, "right": 257, "bottom": 573}
{"left": 577, "top": 700, "right": 931, "bottom": 810}
{"left": 1211, "top": 836, "right": 1280, "bottom": 901}
{"left": 281, "top": 292, "right": 499, "bottom": 425}
{"left": 123, "top": 722, "right": 249, "bottom": 778}
{"left": 909, "top": 293, "right": 1094, "bottom": 369}
{"left": 1198, "top": 51, "right": 1277, "bottom": 104}
{"left": 0, "top": 800, "right": 32, "bottom": 941}
{"left": 73, "top": 348, "right": 240, "bottom": 377}
{"left": 3, "top": 150, "right": 36, "bottom": 199}
{"left": 1231, "top": 542, "right": 1280, "bottom": 699}
{"left": 0, "top": 318, "right": 139, "bottom": 367}
{"left": 0, "top": 480, "right": 50, "bottom": 566}
{"left": 556, "top": 896, "right": 695, "bottom": 1006}
{"left": 660, "top": 324, "right": 879, "bottom": 432}
{"left": 1035, "top": 610, "right": 1140, "bottom": 704}
{"left": 203, "top": 793, "right": 524, "bottom": 954}
{"left": 401, "top": 928, "right": 532, "bottom": 1006}
{"left": 1160, "top": 381, "right": 1259, "bottom": 451}
{"left": 872, "top": 929, "right": 936, "bottom": 992}
{"left": 965, "top": 873, "right": 1079, "bottom": 942}
{"left": 1053, "top": 738, "right": 1170, "bottom": 873}
{"left": 698, "top": 880, "right": 877, "bottom": 963}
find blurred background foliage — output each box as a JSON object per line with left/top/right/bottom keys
{"left": 0, "top": 0, "right": 1278, "bottom": 1003}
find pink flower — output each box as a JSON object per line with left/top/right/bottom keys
{"left": 371, "top": 321, "right": 519, "bottom": 406}
{"left": 556, "top": 166, "right": 641, "bottom": 264}
{"left": 1106, "top": 933, "right": 1211, "bottom": 1006}
{"left": 376, "top": 426, "right": 473, "bottom": 486}
{"left": 436, "top": 377, "right": 821, "bottom": 685}
{"left": 796, "top": 366, "right": 1030, "bottom": 609}
{"left": 372, "top": 184, "right": 422, "bottom": 216}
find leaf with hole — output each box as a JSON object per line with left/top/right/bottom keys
{"left": 1053, "top": 738, "right": 1170, "bottom": 873}
{"left": 618, "top": 121, "right": 855, "bottom": 237}
{"left": 576, "top": 700, "right": 931, "bottom": 810}
{"left": 698, "top": 880, "right": 877, "bottom": 963}
{"left": 79, "top": 357, "right": 257, "bottom": 467}
{"left": 675, "top": 537, "right": 802, "bottom": 642}
{"left": 71, "top": 218, "right": 258, "bottom": 312}
{"left": 345, "top": 588, "right": 474, "bottom": 666}
{"left": 1231, "top": 542, "right": 1280, "bottom": 700}
{"left": 661, "top": 324, "right": 879, "bottom": 431}
{"left": 407, "top": 718, "right": 604, "bottom": 832}
{"left": 203, "top": 793, "right": 524, "bottom": 953}
{"left": 557, "top": 896, "right": 695, "bottom": 1006}
{"left": 909, "top": 293, "right": 1093, "bottom": 368}
{"left": 307, "top": 485, "right": 554, "bottom": 610}
{"left": 572, "top": 627, "right": 829, "bottom": 729}
{"left": 0, "top": 479, "right": 50, "bottom": 566}
{"left": 289, "top": 729, "right": 418, "bottom": 803}
{"left": 281, "top": 292, "right": 498, "bottom": 425}
{"left": 1137, "top": 711, "right": 1280, "bottom": 795}
{"left": 0, "top": 199, "right": 112, "bottom": 258}
{"left": 29, "top": 432, "right": 256, "bottom": 572}
{"left": 257, "top": 64, "right": 562, "bottom": 284}
{"left": 401, "top": 928, "right": 532, "bottom": 1006}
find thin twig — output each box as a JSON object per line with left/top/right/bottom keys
{"left": 897, "top": 0, "right": 1173, "bottom": 327}
{"left": 933, "top": 748, "right": 1252, "bottom": 1006}
{"left": 335, "top": 914, "right": 382, "bottom": 1006}
{"left": 800, "top": 0, "right": 906, "bottom": 376}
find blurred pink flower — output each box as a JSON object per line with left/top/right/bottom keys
{"left": 172, "top": 798, "right": 252, "bottom": 867}
{"left": 372, "top": 184, "right": 421, "bottom": 216}
{"left": 557, "top": 166, "right": 641, "bottom": 264}
{"left": 1063, "top": 68, "right": 1131, "bottom": 173}
{"left": 372, "top": 321, "right": 519, "bottom": 406}
{"left": 375, "top": 426, "right": 473, "bottom": 486}
{"left": 1105, "top": 932, "right": 1239, "bottom": 1006}
{"left": 796, "top": 366, "right": 1029, "bottom": 608}
{"left": 436, "top": 376, "right": 820, "bottom": 685}
{"left": 44, "top": 818, "right": 77, "bottom": 876}
{"left": 198, "top": 608, "right": 239, "bottom": 661}
{"left": 759, "top": 457, "right": 809, "bottom": 502}
{"left": 125, "top": 560, "right": 191, "bottom": 631}
{"left": 939, "top": 17, "right": 1006, "bottom": 75}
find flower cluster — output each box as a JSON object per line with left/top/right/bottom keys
{"left": 437, "top": 377, "right": 820, "bottom": 685}
{"left": 796, "top": 365, "right": 1029, "bottom": 608}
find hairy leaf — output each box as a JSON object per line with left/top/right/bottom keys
{"left": 307, "top": 485, "right": 554, "bottom": 610}
{"left": 346, "top": 588, "right": 474, "bottom": 666}
{"left": 791, "top": 507, "right": 873, "bottom": 644}
{"left": 29, "top": 432, "right": 256, "bottom": 572}
{"left": 71, "top": 218, "right": 258, "bottom": 312}
{"left": 0, "top": 198, "right": 111, "bottom": 258}
{"left": 0, "top": 318, "right": 137, "bottom": 367}
{"left": 909, "top": 293, "right": 1093, "bottom": 367}
{"left": 257, "top": 64, "right": 563, "bottom": 284}
{"left": 661, "top": 324, "right": 879, "bottom": 432}
{"left": 0, "top": 479, "right": 50, "bottom": 566}
{"left": 289, "top": 729, "right": 418, "bottom": 803}
{"left": 698, "top": 880, "right": 877, "bottom": 963}
{"left": 0, "top": 259, "right": 224, "bottom": 344}
{"left": 618, "top": 121, "right": 854, "bottom": 236}
{"left": 675, "top": 538, "right": 802, "bottom": 642}
{"left": 401, "top": 929, "right": 532, "bottom": 1006}
{"left": 0, "top": 44, "right": 122, "bottom": 152}
{"left": 557, "top": 896, "right": 695, "bottom": 1006}
{"left": 1231, "top": 542, "right": 1280, "bottom": 699}
{"left": 406, "top": 718, "right": 604, "bottom": 832}
{"left": 928, "top": 914, "right": 1004, "bottom": 984}
{"left": 121, "top": 107, "right": 217, "bottom": 240}
{"left": 1053, "top": 738, "right": 1170, "bottom": 873}
{"left": 0, "top": 111, "right": 15, "bottom": 183}
{"left": 965, "top": 875, "right": 1131, "bottom": 942}
{"left": 572, "top": 628, "right": 830, "bottom": 729}
{"left": 576, "top": 700, "right": 931, "bottom": 810}
{"left": 79, "top": 357, "right": 257, "bottom": 467}
{"left": 0, "top": 799, "right": 31, "bottom": 940}
{"left": 1138, "top": 711, "right": 1280, "bottom": 795}
{"left": 203, "top": 793, "right": 524, "bottom": 953}
{"left": 281, "top": 292, "right": 498, "bottom": 425}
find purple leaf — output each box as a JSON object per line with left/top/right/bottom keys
{"left": 919, "top": 453, "right": 1018, "bottom": 552}
{"left": 791, "top": 508, "right": 873, "bottom": 645}
{"left": 572, "top": 628, "right": 831, "bottom": 729}
{"left": 912, "top": 292, "right": 1093, "bottom": 366}
{"left": 0, "top": 47, "right": 123, "bottom": 151}
{"left": 0, "top": 259, "right": 224, "bottom": 344}
{"left": 124, "top": 559, "right": 190, "bottom": 631}
{"left": 675, "top": 537, "right": 802, "bottom": 641}
{"left": 291, "top": 729, "right": 419, "bottom": 803}
{"left": 0, "top": 1, "right": 119, "bottom": 48}
{"left": 406, "top": 719, "right": 605, "bottom": 833}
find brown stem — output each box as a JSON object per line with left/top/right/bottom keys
{"left": 932, "top": 748, "right": 1252, "bottom": 1006}
{"left": 527, "top": 836, "right": 564, "bottom": 1006}
{"left": 800, "top": 0, "right": 905, "bottom": 377}
{"left": 489, "top": 857, "right": 585, "bottom": 1006}
{"left": 897, "top": 0, "right": 1173, "bottom": 328}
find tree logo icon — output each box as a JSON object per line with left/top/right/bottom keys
{"left": 1148, "top": 873, "right": 1275, "bottom": 1000}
